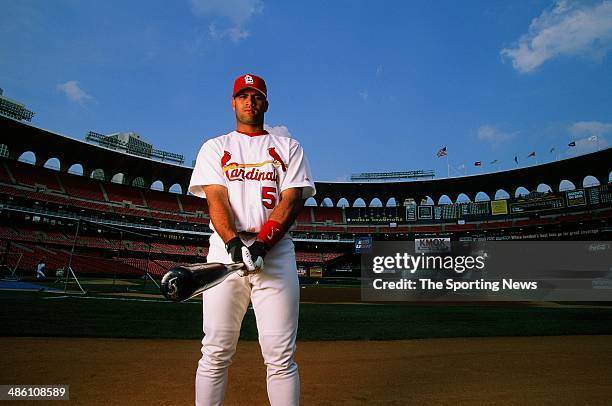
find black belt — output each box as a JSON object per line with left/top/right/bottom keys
{"left": 237, "top": 231, "right": 258, "bottom": 239}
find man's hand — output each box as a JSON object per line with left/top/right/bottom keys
{"left": 241, "top": 241, "right": 267, "bottom": 274}
{"left": 225, "top": 236, "right": 245, "bottom": 263}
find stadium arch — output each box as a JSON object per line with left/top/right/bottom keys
{"left": 304, "top": 197, "right": 317, "bottom": 206}
{"left": 385, "top": 197, "right": 397, "bottom": 207}
{"left": 438, "top": 195, "right": 452, "bottom": 205}
{"left": 515, "top": 187, "right": 529, "bottom": 198}
{"left": 456, "top": 193, "right": 471, "bottom": 203}
{"left": 17, "top": 151, "right": 36, "bottom": 164}
{"left": 475, "top": 191, "right": 490, "bottom": 202}
{"left": 583, "top": 175, "right": 600, "bottom": 187}
{"left": 369, "top": 198, "right": 383, "bottom": 207}
{"left": 169, "top": 183, "right": 182, "bottom": 194}
{"left": 150, "top": 180, "right": 164, "bottom": 191}
{"left": 536, "top": 183, "right": 552, "bottom": 193}
{"left": 67, "top": 163, "right": 84, "bottom": 176}
{"left": 495, "top": 189, "right": 510, "bottom": 200}
{"left": 559, "top": 180, "right": 575, "bottom": 191}
{"left": 91, "top": 168, "right": 106, "bottom": 181}
{"left": 353, "top": 198, "right": 366, "bottom": 207}
{"left": 421, "top": 196, "right": 434, "bottom": 205}
{"left": 321, "top": 197, "right": 334, "bottom": 207}
{"left": 43, "top": 157, "right": 61, "bottom": 171}
{"left": 132, "top": 177, "right": 146, "bottom": 188}
{"left": 337, "top": 198, "right": 350, "bottom": 208}
{"left": 111, "top": 173, "right": 126, "bottom": 184}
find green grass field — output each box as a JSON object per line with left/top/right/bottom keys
{"left": 2, "top": 288, "right": 612, "bottom": 340}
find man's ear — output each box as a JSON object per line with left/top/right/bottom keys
{"left": 264, "top": 100, "right": 269, "bottom": 113}
{"left": 231, "top": 97, "right": 236, "bottom": 111}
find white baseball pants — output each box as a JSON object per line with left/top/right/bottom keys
{"left": 195, "top": 232, "right": 300, "bottom": 406}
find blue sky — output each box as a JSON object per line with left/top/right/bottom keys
{"left": 1, "top": 0, "right": 611, "bottom": 181}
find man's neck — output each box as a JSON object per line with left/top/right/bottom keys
{"left": 236, "top": 122, "right": 264, "bottom": 133}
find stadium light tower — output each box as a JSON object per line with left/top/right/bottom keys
{"left": 0, "top": 88, "right": 35, "bottom": 122}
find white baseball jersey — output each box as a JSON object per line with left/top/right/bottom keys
{"left": 189, "top": 130, "right": 316, "bottom": 233}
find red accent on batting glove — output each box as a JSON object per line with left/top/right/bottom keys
{"left": 257, "top": 220, "right": 285, "bottom": 248}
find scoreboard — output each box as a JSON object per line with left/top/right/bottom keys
{"left": 587, "top": 184, "right": 612, "bottom": 206}
{"left": 510, "top": 196, "right": 564, "bottom": 214}
{"left": 566, "top": 189, "right": 586, "bottom": 207}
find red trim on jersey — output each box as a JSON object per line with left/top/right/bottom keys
{"left": 236, "top": 130, "right": 269, "bottom": 137}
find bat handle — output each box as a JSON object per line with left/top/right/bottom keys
{"left": 228, "top": 262, "right": 247, "bottom": 271}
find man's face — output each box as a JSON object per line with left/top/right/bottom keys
{"left": 232, "top": 88, "right": 268, "bottom": 126}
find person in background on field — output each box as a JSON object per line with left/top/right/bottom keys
{"left": 35, "top": 259, "right": 46, "bottom": 279}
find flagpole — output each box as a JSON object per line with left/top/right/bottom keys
{"left": 446, "top": 154, "right": 450, "bottom": 178}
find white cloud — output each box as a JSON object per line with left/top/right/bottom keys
{"left": 477, "top": 125, "right": 516, "bottom": 145}
{"left": 376, "top": 64, "right": 383, "bottom": 76}
{"left": 567, "top": 135, "right": 609, "bottom": 155}
{"left": 56, "top": 80, "right": 92, "bottom": 104}
{"left": 191, "top": 0, "right": 263, "bottom": 43}
{"left": 264, "top": 124, "right": 293, "bottom": 138}
{"left": 359, "top": 90, "right": 369, "bottom": 101}
{"left": 569, "top": 120, "right": 612, "bottom": 137}
{"left": 567, "top": 120, "right": 611, "bottom": 155}
{"left": 208, "top": 23, "right": 250, "bottom": 43}
{"left": 501, "top": 0, "right": 612, "bottom": 73}
{"left": 567, "top": 121, "right": 612, "bottom": 156}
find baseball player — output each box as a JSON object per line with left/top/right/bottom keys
{"left": 189, "top": 73, "right": 316, "bottom": 406}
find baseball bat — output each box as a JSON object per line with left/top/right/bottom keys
{"left": 160, "top": 262, "right": 245, "bottom": 302}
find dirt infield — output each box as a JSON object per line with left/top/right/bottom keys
{"left": 1, "top": 336, "right": 611, "bottom": 405}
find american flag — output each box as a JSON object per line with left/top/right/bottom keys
{"left": 436, "top": 146, "right": 447, "bottom": 157}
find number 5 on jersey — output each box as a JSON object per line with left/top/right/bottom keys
{"left": 261, "top": 186, "right": 277, "bottom": 209}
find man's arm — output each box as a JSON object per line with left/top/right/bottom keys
{"left": 202, "top": 185, "right": 238, "bottom": 244}
{"left": 256, "top": 187, "right": 304, "bottom": 243}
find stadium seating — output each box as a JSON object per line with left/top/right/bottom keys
{"left": 316, "top": 225, "right": 346, "bottom": 232}
{"left": 143, "top": 189, "right": 181, "bottom": 212}
{"left": 103, "top": 182, "right": 146, "bottom": 206}
{"left": 291, "top": 224, "right": 314, "bottom": 232}
{"left": 377, "top": 226, "right": 410, "bottom": 233}
{"left": 411, "top": 225, "right": 443, "bottom": 233}
{"left": 0, "top": 163, "right": 13, "bottom": 184}
{"left": 347, "top": 226, "right": 374, "bottom": 233}
{"left": 180, "top": 194, "right": 208, "bottom": 213}
{"left": 514, "top": 218, "right": 550, "bottom": 227}
{"left": 295, "top": 208, "right": 312, "bottom": 223}
{"left": 11, "top": 162, "right": 63, "bottom": 191}
{"left": 59, "top": 172, "right": 105, "bottom": 201}
{"left": 151, "top": 212, "right": 186, "bottom": 222}
{"left": 313, "top": 207, "right": 343, "bottom": 223}
{"left": 0, "top": 184, "right": 25, "bottom": 197}
{"left": 24, "top": 190, "right": 69, "bottom": 205}
{"left": 113, "top": 206, "right": 151, "bottom": 219}
{"left": 295, "top": 251, "right": 345, "bottom": 264}
{"left": 445, "top": 223, "right": 477, "bottom": 232}
{"left": 479, "top": 221, "right": 513, "bottom": 230}
{"left": 69, "top": 199, "right": 113, "bottom": 213}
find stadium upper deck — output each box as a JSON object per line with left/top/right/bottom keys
{"left": 1, "top": 114, "right": 610, "bottom": 201}
{"left": 1, "top": 112, "right": 611, "bottom": 277}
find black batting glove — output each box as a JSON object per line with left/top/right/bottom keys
{"left": 248, "top": 240, "right": 269, "bottom": 260}
{"left": 241, "top": 240, "right": 268, "bottom": 273}
{"left": 225, "top": 236, "right": 245, "bottom": 263}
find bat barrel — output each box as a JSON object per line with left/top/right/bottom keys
{"left": 161, "top": 266, "right": 198, "bottom": 302}
{"left": 160, "top": 262, "right": 244, "bottom": 302}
